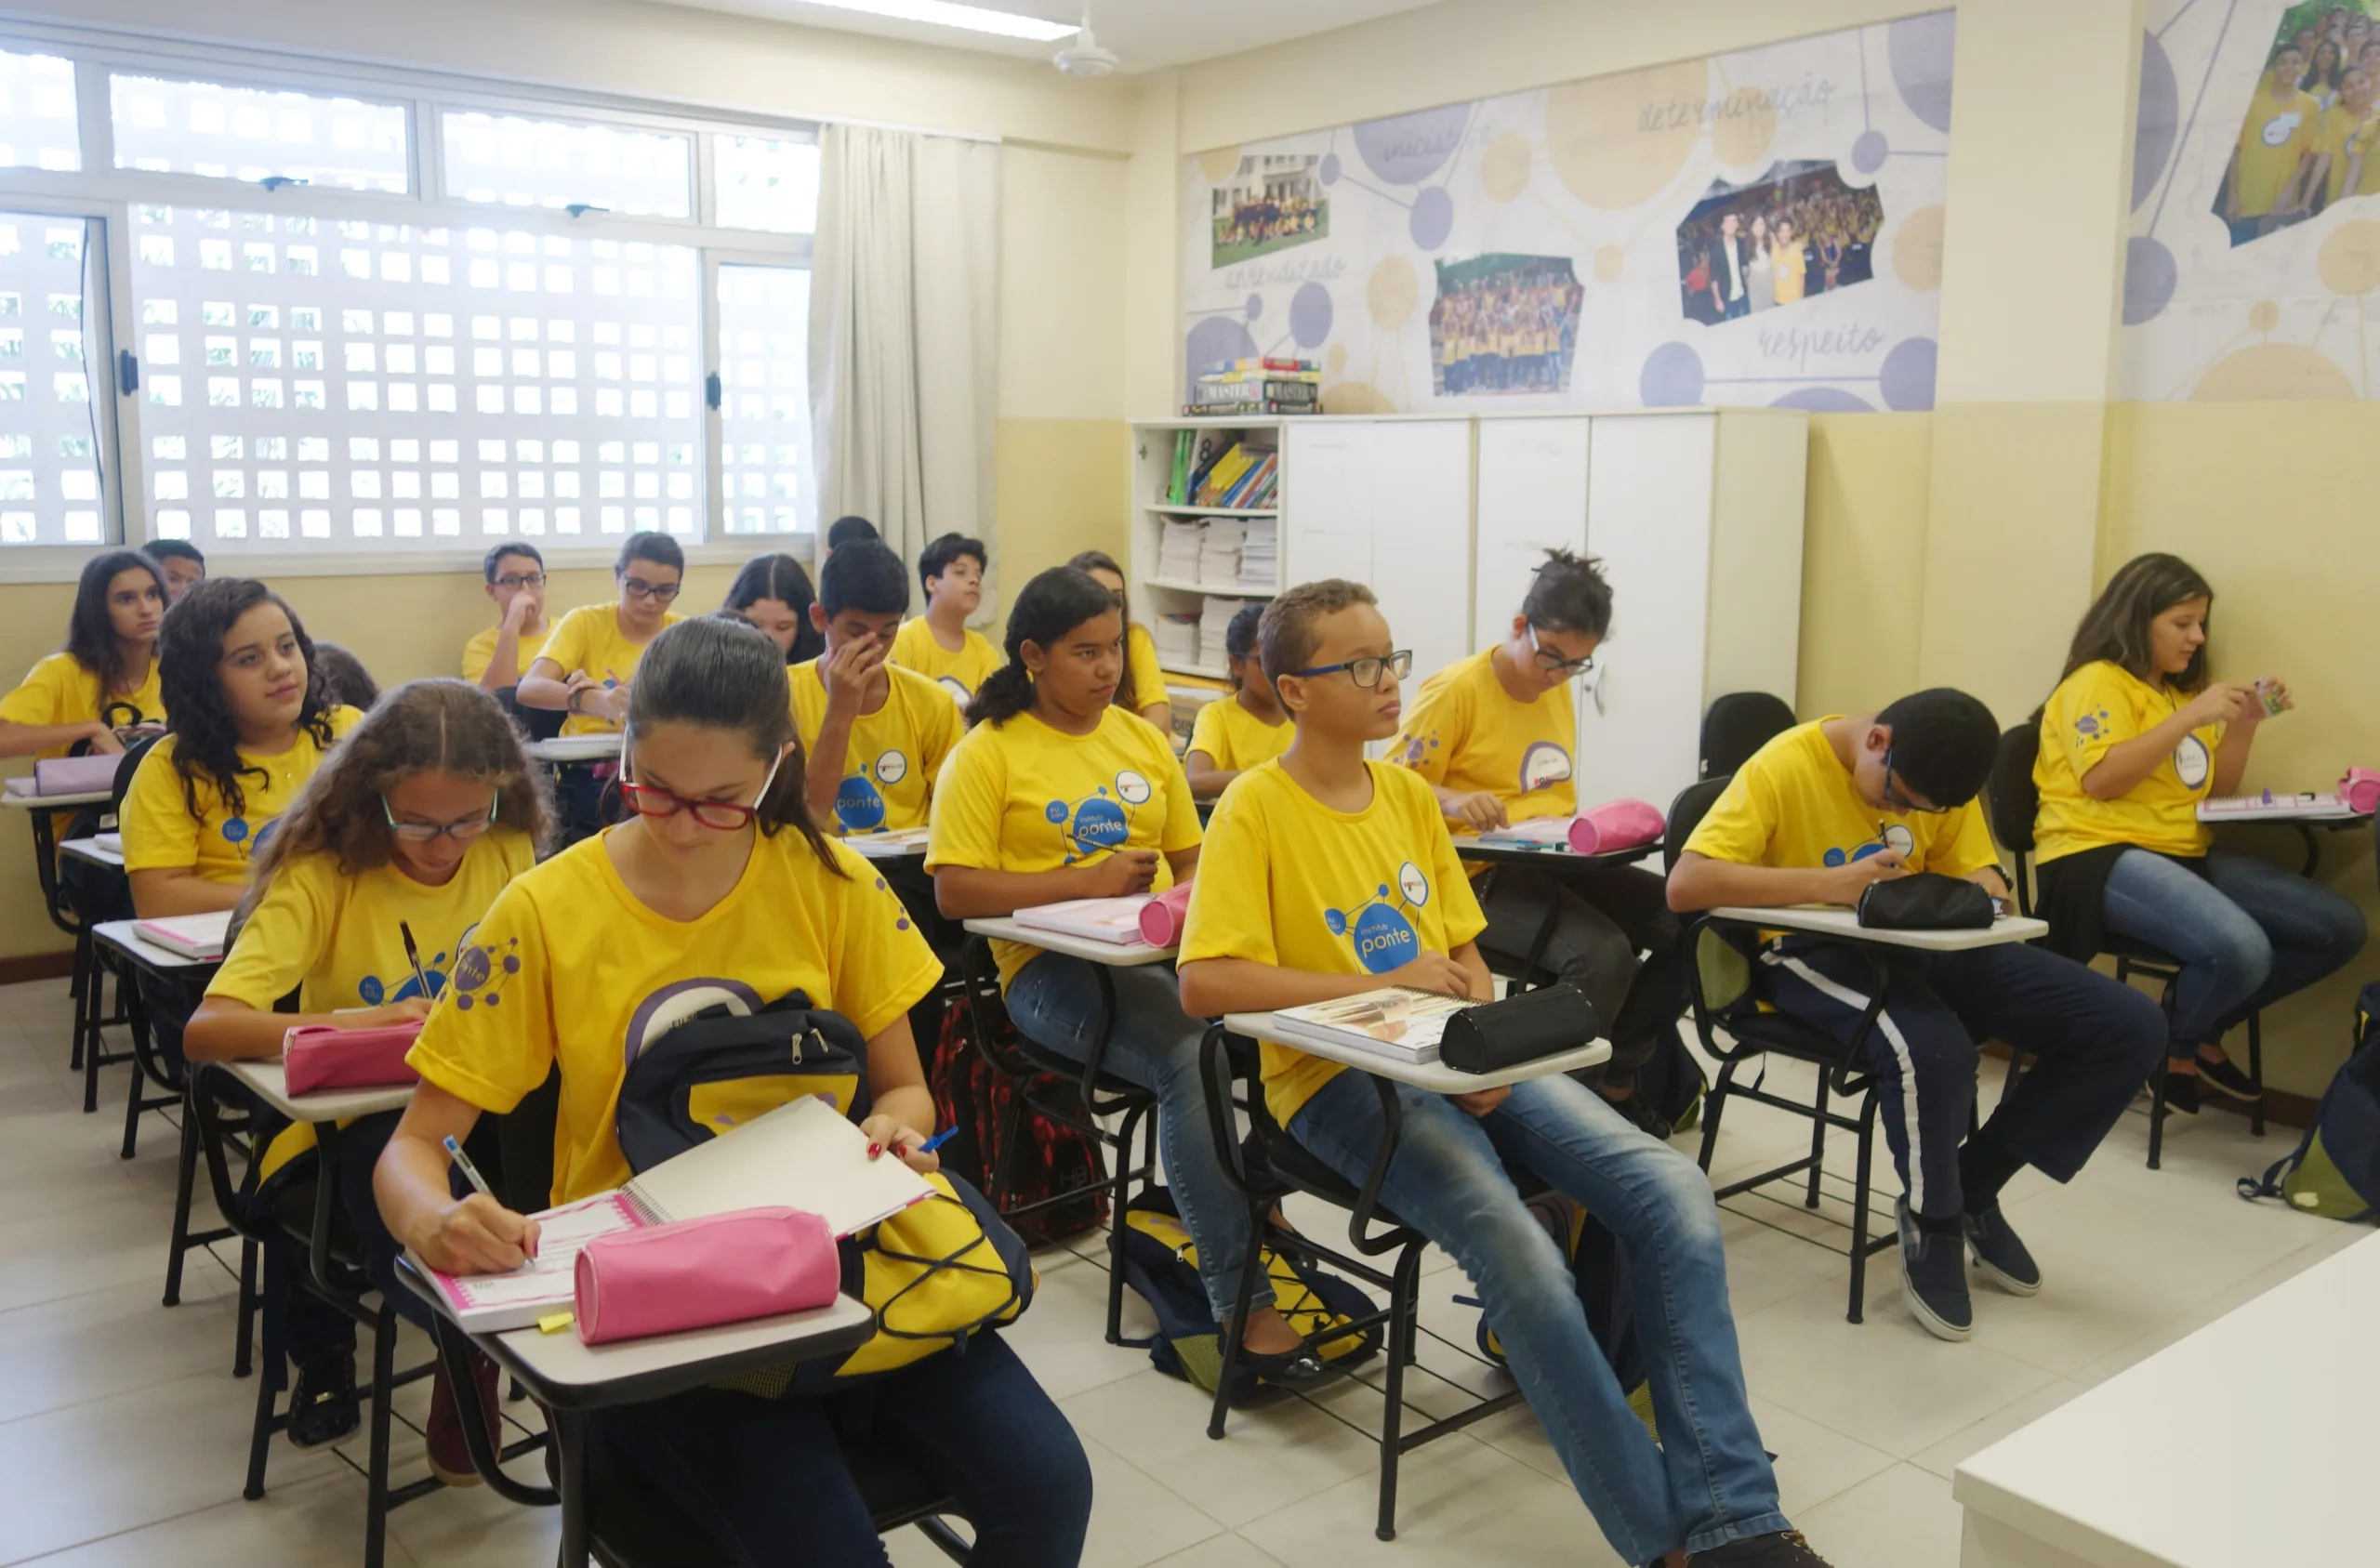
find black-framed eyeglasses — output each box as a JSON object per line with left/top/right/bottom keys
{"left": 1880, "top": 747, "right": 1953, "bottom": 815}
{"left": 494, "top": 572, "right": 546, "bottom": 589}
{"left": 1527, "top": 625, "right": 1596, "bottom": 679}
{"left": 1287, "top": 650, "right": 1412, "bottom": 689}
{"left": 621, "top": 578, "right": 681, "bottom": 602}
{"left": 381, "top": 791, "right": 500, "bottom": 843}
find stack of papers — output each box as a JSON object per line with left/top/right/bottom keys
{"left": 1199, "top": 520, "right": 1248, "bottom": 589}
{"left": 1157, "top": 519, "right": 1203, "bottom": 581}
{"left": 1012, "top": 895, "right": 1158, "bottom": 947}
{"left": 1237, "top": 520, "right": 1278, "bottom": 590}
{"left": 1154, "top": 613, "right": 1202, "bottom": 669}
{"left": 2197, "top": 793, "right": 2364, "bottom": 821}
{"left": 1198, "top": 596, "right": 1246, "bottom": 670}
{"left": 134, "top": 911, "right": 232, "bottom": 961}
{"left": 1268, "top": 988, "right": 1471, "bottom": 1066}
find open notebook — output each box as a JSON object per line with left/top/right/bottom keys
{"left": 1267, "top": 988, "right": 1471, "bottom": 1066}
{"left": 416, "top": 1095, "right": 934, "bottom": 1333}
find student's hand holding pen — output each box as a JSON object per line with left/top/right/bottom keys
{"left": 421, "top": 1194, "right": 542, "bottom": 1275}
{"left": 1817, "top": 848, "right": 1907, "bottom": 906}
{"left": 352, "top": 996, "right": 433, "bottom": 1030}
{"left": 860, "top": 1114, "right": 945, "bottom": 1175}
{"left": 1084, "top": 848, "right": 1159, "bottom": 897}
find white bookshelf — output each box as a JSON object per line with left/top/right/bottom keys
{"left": 1130, "top": 417, "right": 1289, "bottom": 683}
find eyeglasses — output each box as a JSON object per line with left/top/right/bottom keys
{"left": 1287, "top": 650, "right": 1412, "bottom": 689}
{"left": 494, "top": 572, "right": 546, "bottom": 589}
{"left": 1879, "top": 747, "right": 1953, "bottom": 815}
{"left": 616, "top": 730, "right": 786, "bottom": 830}
{"left": 1527, "top": 626, "right": 1597, "bottom": 679}
{"left": 381, "top": 792, "right": 499, "bottom": 843}
{"left": 621, "top": 578, "right": 681, "bottom": 603}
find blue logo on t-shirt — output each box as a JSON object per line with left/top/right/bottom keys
{"left": 1049, "top": 770, "right": 1154, "bottom": 863}
{"left": 836, "top": 774, "right": 888, "bottom": 832}
{"left": 1821, "top": 823, "right": 1915, "bottom": 867}
{"left": 1324, "top": 861, "right": 1433, "bottom": 974}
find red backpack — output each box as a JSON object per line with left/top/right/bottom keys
{"left": 927, "top": 987, "right": 1107, "bottom": 1247}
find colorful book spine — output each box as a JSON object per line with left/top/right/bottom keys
{"left": 1184, "top": 401, "right": 1319, "bottom": 416}
{"left": 1207, "top": 357, "right": 1319, "bottom": 374}
{"left": 1194, "top": 377, "right": 1319, "bottom": 405}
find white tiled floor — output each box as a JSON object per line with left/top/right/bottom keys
{"left": 0, "top": 974, "right": 2361, "bottom": 1567}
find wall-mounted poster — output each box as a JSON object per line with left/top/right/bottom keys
{"left": 1180, "top": 13, "right": 1955, "bottom": 415}
{"left": 2124, "top": 0, "right": 2380, "bottom": 399}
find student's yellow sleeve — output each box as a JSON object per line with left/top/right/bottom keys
{"left": 923, "top": 732, "right": 1005, "bottom": 874}
{"left": 405, "top": 879, "right": 556, "bottom": 1115}
{"left": 537, "top": 609, "right": 591, "bottom": 678}
{"left": 825, "top": 842, "right": 945, "bottom": 1041}
{"left": 1389, "top": 675, "right": 1466, "bottom": 785}
{"left": 2046, "top": 664, "right": 2132, "bottom": 778}
{"left": 1418, "top": 786, "right": 1488, "bottom": 947}
{"left": 119, "top": 743, "right": 202, "bottom": 874}
{"left": 0, "top": 655, "right": 72, "bottom": 726}
{"left": 1185, "top": 699, "right": 1230, "bottom": 768}
{"left": 918, "top": 683, "right": 964, "bottom": 794}
{"left": 205, "top": 858, "right": 333, "bottom": 1009}
{"left": 1157, "top": 747, "right": 1203, "bottom": 854}
{"left": 1933, "top": 804, "right": 2004, "bottom": 881}
{"left": 1178, "top": 790, "right": 1276, "bottom": 967}
{"left": 1683, "top": 756, "right": 1782, "bottom": 866}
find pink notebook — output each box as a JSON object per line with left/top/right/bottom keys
{"left": 420, "top": 1192, "right": 651, "bottom": 1333}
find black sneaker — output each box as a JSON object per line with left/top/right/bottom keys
{"left": 2160, "top": 1070, "right": 2201, "bottom": 1117}
{"left": 1897, "top": 1197, "right": 1972, "bottom": 1342}
{"left": 287, "top": 1348, "right": 361, "bottom": 1450}
{"left": 1689, "top": 1530, "right": 1836, "bottom": 1565}
{"left": 2194, "top": 1050, "right": 2259, "bottom": 1102}
{"left": 1605, "top": 1090, "right": 1674, "bottom": 1140}
{"left": 1962, "top": 1206, "right": 2042, "bottom": 1296}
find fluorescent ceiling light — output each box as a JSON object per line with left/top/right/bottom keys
{"left": 794, "top": 0, "right": 1078, "bottom": 41}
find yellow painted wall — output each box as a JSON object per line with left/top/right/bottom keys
{"left": 1796, "top": 413, "right": 1931, "bottom": 719}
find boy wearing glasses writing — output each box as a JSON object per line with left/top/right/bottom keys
{"left": 1666, "top": 691, "right": 2164, "bottom": 1343}
{"left": 1389, "top": 548, "right": 1687, "bottom": 1137}
{"left": 518, "top": 531, "right": 685, "bottom": 735}
{"left": 1179, "top": 581, "right": 1831, "bottom": 1568}
{"left": 462, "top": 541, "right": 551, "bottom": 695}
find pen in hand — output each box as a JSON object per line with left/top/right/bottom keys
{"left": 443, "top": 1134, "right": 494, "bottom": 1197}
{"left": 400, "top": 920, "right": 431, "bottom": 1003}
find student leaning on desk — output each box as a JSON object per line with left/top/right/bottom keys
{"left": 1666, "top": 692, "right": 2165, "bottom": 1344}
{"left": 183, "top": 679, "right": 546, "bottom": 1475}
{"left": 2030, "top": 552, "right": 2366, "bottom": 1115}
{"left": 1176, "top": 579, "right": 1828, "bottom": 1568}
{"left": 376, "top": 616, "right": 1091, "bottom": 1568}
{"left": 0, "top": 548, "right": 169, "bottom": 762}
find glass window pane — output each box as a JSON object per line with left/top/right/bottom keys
{"left": 129, "top": 205, "right": 705, "bottom": 549}
{"left": 0, "top": 214, "right": 104, "bottom": 547}
{"left": 110, "top": 74, "right": 411, "bottom": 193}
{"left": 715, "top": 263, "right": 810, "bottom": 538}
{"left": 0, "top": 50, "right": 81, "bottom": 173}
{"left": 714, "top": 135, "right": 819, "bottom": 233}
{"left": 440, "top": 112, "right": 692, "bottom": 218}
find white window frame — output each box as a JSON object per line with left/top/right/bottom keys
{"left": 0, "top": 18, "right": 827, "bottom": 581}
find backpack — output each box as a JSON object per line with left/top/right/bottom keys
{"left": 2237, "top": 981, "right": 2380, "bottom": 1223}
{"left": 1118, "top": 1190, "right": 1380, "bottom": 1403}
{"left": 1467, "top": 1192, "right": 1658, "bottom": 1440}
{"left": 927, "top": 987, "right": 1107, "bottom": 1247}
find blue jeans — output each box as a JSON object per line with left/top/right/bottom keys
{"left": 1289, "top": 1070, "right": 1787, "bottom": 1562}
{"left": 596, "top": 1331, "right": 1091, "bottom": 1568}
{"left": 2103, "top": 849, "right": 2368, "bottom": 1057}
{"left": 1005, "top": 955, "right": 1270, "bottom": 1321}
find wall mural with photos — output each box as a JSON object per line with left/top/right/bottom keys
{"left": 2124, "top": 0, "right": 2380, "bottom": 398}
{"left": 1181, "top": 12, "right": 1955, "bottom": 414}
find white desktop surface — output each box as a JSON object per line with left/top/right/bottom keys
{"left": 221, "top": 1058, "right": 416, "bottom": 1124}
{"left": 490, "top": 1292, "right": 876, "bottom": 1391}
{"left": 1707, "top": 904, "right": 2049, "bottom": 953}
{"left": 1224, "top": 1012, "right": 1608, "bottom": 1094}
{"left": 961, "top": 916, "right": 1178, "bottom": 968}
{"left": 91, "top": 917, "right": 218, "bottom": 971}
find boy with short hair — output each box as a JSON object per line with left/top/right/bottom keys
{"left": 822, "top": 513, "right": 879, "bottom": 567}
{"left": 147, "top": 538, "right": 206, "bottom": 604}
{"left": 890, "top": 532, "right": 1000, "bottom": 705}
{"left": 1178, "top": 579, "right": 1829, "bottom": 1568}
{"left": 1391, "top": 547, "right": 1686, "bottom": 1134}
{"left": 461, "top": 541, "right": 550, "bottom": 694}
{"left": 1667, "top": 691, "right": 2165, "bottom": 1342}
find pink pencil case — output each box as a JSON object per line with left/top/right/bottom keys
{"left": 575, "top": 1206, "right": 840, "bottom": 1345}
{"left": 1137, "top": 882, "right": 1196, "bottom": 946}
{"left": 281, "top": 1021, "right": 424, "bottom": 1097}
{"left": 1567, "top": 799, "right": 1665, "bottom": 856}
{"left": 2341, "top": 769, "right": 2380, "bottom": 815}
{"left": 34, "top": 754, "right": 119, "bottom": 796}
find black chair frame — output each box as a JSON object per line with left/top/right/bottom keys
{"left": 69, "top": 734, "right": 165, "bottom": 1105}
{"left": 954, "top": 932, "right": 1158, "bottom": 1345}
{"left": 1195, "top": 1026, "right": 1543, "bottom": 1543}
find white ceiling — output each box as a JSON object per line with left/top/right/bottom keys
{"left": 640, "top": 0, "right": 1443, "bottom": 72}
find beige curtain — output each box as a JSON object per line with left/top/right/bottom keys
{"left": 810, "top": 125, "right": 1000, "bottom": 609}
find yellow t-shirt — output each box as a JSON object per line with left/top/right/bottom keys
{"left": 2236, "top": 87, "right": 2322, "bottom": 217}
{"left": 1683, "top": 718, "right": 2001, "bottom": 879}
{"left": 2032, "top": 660, "right": 2220, "bottom": 863}
{"left": 2320, "top": 104, "right": 2373, "bottom": 204}
{"left": 2354, "top": 115, "right": 2380, "bottom": 197}
{"left": 407, "top": 828, "right": 943, "bottom": 1206}
{"left": 1124, "top": 623, "right": 1169, "bottom": 718}
{"left": 1180, "top": 760, "right": 1486, "bottom": 1127}
{"left": 1772, "top": 240, "right": 1808, "bottom": 304}
{"left": 889, "top": 616, "right": 1002, "bottom": 707}
{"left": 786, "top": 658, "right": 963, "bottom": 836}
{"left": 1390, "top": 648, "right": 1577, "bottom": 826}
{"left": 536, "top": 604, "right": 682, "bottom": 736}
{"left": 0, "top": 651, "right": 165, "bottom": 758}
{"left": 926, "top": 706, "right": 1202, "bottom": 988}
{"left": 460, "top": 624, "right": 552, "bottom": 687}
{"left": 121, "top": 706, "right": 364, "bottom": 884}
{"left": 1185, "top": 693, "right": 1294, "bottom": 775}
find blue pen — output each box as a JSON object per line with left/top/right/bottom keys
{"left": 917, "top": 1128, "right": 958, "bottom": 1155}
{"left": 443, "top": 1134, "right": 494, "bottom": 1198}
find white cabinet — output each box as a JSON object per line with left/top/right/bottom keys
{"left": 1472, "top": 416, "right": 1591, "bottom": 644}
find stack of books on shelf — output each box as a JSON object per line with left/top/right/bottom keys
{"left": 1198, "top": 597, "right": 1246, "bottom": 670}
{"left": 1186, "top": 358, "right": 1322, "bottom": 417}
{"left": 1198, "top": 520, "right": 1248, "bottom": 589}
{"left": 1154, "top": 611, "right": 1203, "bottom": 670}
{"left": 1157, "top": 518, "right": 1203, "bottom": 580}
{"left": 1176, "top": 435, "right": 1279, "bottom": 509}
{"left": 1238, "top": 520, "right": 1278, "bottom": 590}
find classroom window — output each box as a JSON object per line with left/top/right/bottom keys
{"left": 0, "top": 50, "right": 81, "bottom": 172}
{"left": 0, "top": 215, "right": 107, "bottom": 547}
{"left": 109, "top": 73, "right": 411, "bottom": 192}
{"left": 712, "top": 134, "right": 819, "bottom": 234}
{"left": 715, "top": 263, "right": 812, "bottom": 537}
{"left": 439, "top": 111, "right": 692, "bottom": 217}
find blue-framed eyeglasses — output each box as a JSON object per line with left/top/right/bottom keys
{"left": 1286, "top": 650, "right": 1412, "bottom": 689}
